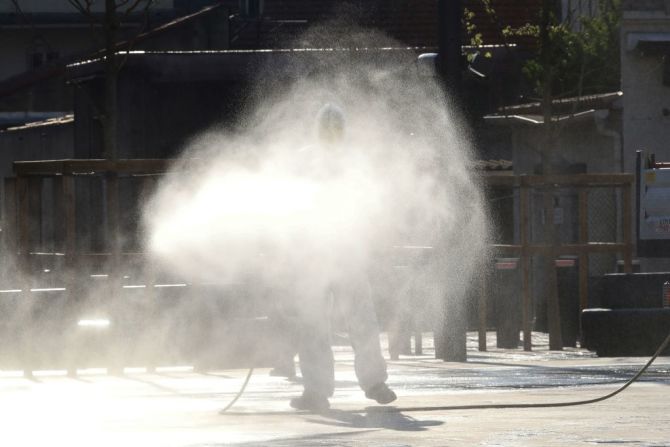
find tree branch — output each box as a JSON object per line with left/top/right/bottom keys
{"left": 121, "top": 0, "right": 153, "bottom": 18}
{"left": 10, "top": 0, "right": 56, "bottom": 52}
{"left": 116, "top": 0, "right": 154, "bottom": 71}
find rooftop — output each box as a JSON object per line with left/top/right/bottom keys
{"left": 484, "top": 92, "right": 623, "bottom": 126}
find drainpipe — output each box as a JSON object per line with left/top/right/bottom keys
{"left": 594, "top": 109, "right": 622, "bottom": 173}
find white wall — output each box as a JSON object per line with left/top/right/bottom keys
{"left": 621, "top": 10, "right": 670, "bottom": 172}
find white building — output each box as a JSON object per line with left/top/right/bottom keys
{"left": 621, "top": 0, "right": 670, "bottom": 172}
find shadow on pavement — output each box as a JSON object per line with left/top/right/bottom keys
{"left": 304, "top": 407, "right": 443, "bottom": 431}
{"left": 200, "top": 429, "right": 420, "bottom": 446}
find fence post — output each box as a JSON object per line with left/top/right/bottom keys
{"left": 622, "top": 182, "right": 633, "bottom": 273}
{"left": 3, "top": 178, "right": 17, "bottom": 262}
{"left": 16, "top": 176, "right": 30, "bottom": 278}
{"left": 544, "top": 190, "right": 563, "bottom": 350}
{"left": 478, "top": 273, "right": 487, "bottom": 351}
{"left": 520, "top": 185, "right": 532, "bottom": 351}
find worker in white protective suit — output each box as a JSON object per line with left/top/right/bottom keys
{"left": 288, "top": 103, "right": 396, "bottom": 412}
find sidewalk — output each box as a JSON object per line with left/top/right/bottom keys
{"left": 1, "top": 332, "right": 668, "bottom": 447}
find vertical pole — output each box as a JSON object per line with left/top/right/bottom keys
{"left": 436, "top": 0, "right": 466, "bottom": 362}
{"left": 62, "top": 176, "right": 77, "bottom": 271}
{"left": 62, "top": 175, "right": 77, "bottom": 310}
{"left": 61, "top": 175, "right": 77, "bottom": 376}
{"left": 3, "top": 178, "right": 17, "bottom": 260}
{"left": 17, "top": 176, "right": 30, "bottom": 280}
{"left": 414, "top": 329, "right": 423, "bottom": 355}
{"left": 437, "top": 0, "right": 463, "bottom": 93}
{"left": 16, "top": 175, "right": 32, "bottom": 376}
{"left": 106, "top": 171, "right": 120, "bottom": 275}
{"left": 578, "top": 189, "right": 589, "bottom": 312}
{"left": 141, "top": 176, "right": 157, "bottom": 294}
{"left": 622, "top": 182, "right": 633, "bottom": 273}
{"left": 520, "top": 185, "right": 532, "bottom": 351}
{"left": 438, "top": 294, "right": 467, "bottom": 361}
{"left": 141, "top": 176, "right": 158, "bottom": 371}
{"left": 106, "top": 171, "right": 122, "bottom": 373}
{"left": 478, "top": 274, "right": 487, "bottom": 351}
{"left": 544, "top": 190, "right": 563, "bottom": 350}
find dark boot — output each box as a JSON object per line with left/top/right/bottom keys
{"left": 364, "top": 382, "right": 397, "bottom": 404}
{"left": 290, "top": 390, "right": 330, "bottom": 412}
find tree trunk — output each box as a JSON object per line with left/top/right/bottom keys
{"left": 539, "top": 0, "right": 563, "bottom": 351}
{"left": 103, "top": 0, "right": 119, "bottom": 161}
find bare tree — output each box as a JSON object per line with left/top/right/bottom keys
{"left": 67, "top": 0, "right": 156, "bottom": 160}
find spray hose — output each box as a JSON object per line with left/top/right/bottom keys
{"left": 366, "top": 330, "right": 670, "bottom": 414}
{"left": 220, "top": 330, "right": 670, "bottom": 414}
{"left": 220, "top": 367, "right": 254, "bottom": 413}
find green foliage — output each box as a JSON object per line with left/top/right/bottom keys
{"left": 471, "top": 0, "right": 622, "bottom": 98}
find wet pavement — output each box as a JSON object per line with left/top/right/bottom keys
{"left": 1, "top": 332, "right": 669, "bottom": 446}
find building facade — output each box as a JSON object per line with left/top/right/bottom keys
{"left": 621, "top": 0, "right": 670, "bottom": 172}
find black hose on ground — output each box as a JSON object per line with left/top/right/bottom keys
{"left": 369, "top": 330, "right": 670, "bottom": 413}
{"left": 219, "top": 367, "right": 254, "bottom": 413}
{"left": 220, "top": 331, "right": 670, "bottom": 414}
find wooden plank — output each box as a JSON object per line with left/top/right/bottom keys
{"left": 492, "top": 242, "right": 627, "bottom": 255}
{"left": 483, "top": 173, "right": 635, "bottom": 189}
{"left": 3, "top": 178, "right": 17, "bottom": 255}
{"left": 16, "top": 176, "right": 30, "bottom": 273}
{"left": 622, "top": 183, "right": 633, "bottom": 273}
{"left": 13, "top": 159, "right": 177, "bottom": 176}
{"left": 62, "top": 176, "right": 76, "bottom": 266}
{"left": 578, "top": 190, "right": 589, "bottom": 312}
{"left": 520, "top": 186, "right": 532, "bottom": 351}
{"left": 519, "top": 173, "right": 635, "bottom": 188}
{"left": 105, "top": 173, "right": 121, "bottom": 274}
{"left": 482, "top": 175, "right": 519, "bottom": 188}
{"left": 478, "top": 275, "right": 487, "bottom": 352}
{"left": 544, "top": 191, "right": 563, "bottom": 351}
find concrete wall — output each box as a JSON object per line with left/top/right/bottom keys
{"left": 620, "top": 6, "right": 670, "bottom": 270}
{"left": 511, "top": 119, "right": 621, "bottom": 176}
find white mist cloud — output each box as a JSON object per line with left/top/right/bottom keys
{"left": 142, "top": 36, "right": 490, "bottom": 323}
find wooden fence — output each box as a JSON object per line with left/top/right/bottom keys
{"left": 481, "top": 172, "right": 635, "bottom": 351}
{"left": 0, "top": 162, "right": 637, "bottom": 372}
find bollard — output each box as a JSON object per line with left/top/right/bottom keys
{"left": 556, "top": 256, "right": 580, "bottom": 347}
{"left": 493, "top": 258, "right": 522, "bottom": 349}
